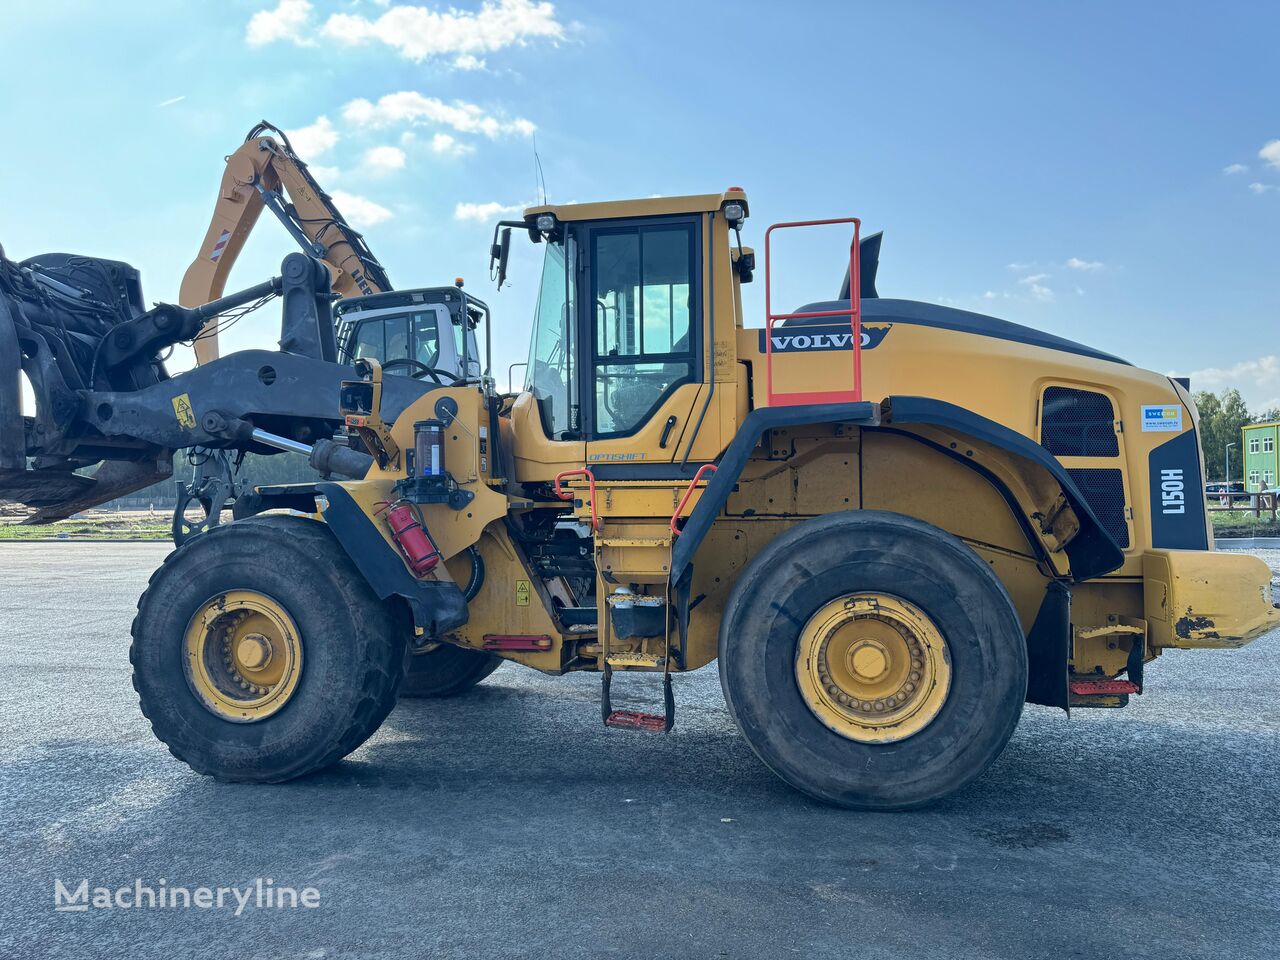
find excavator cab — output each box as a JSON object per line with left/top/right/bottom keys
{"left": 335, "top": 286, "right": 486, "bottom": 386}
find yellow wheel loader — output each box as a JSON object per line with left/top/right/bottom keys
{"left": 3, "top": 189, "right": 1276, "bottom": 809}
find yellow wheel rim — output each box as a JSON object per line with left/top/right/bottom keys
{"left": 795, "top": 593, "right": 951, "bottom": 744}
{"left": 183, "top": 590, "right": 303, "bottom": 723}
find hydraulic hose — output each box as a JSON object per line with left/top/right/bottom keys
{"left": 462, "top": 545, "right": 485, "bottom": 602}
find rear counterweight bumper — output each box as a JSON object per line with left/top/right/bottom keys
{"left": 1143, "top": 549, "right": 1280, "bottom": 648}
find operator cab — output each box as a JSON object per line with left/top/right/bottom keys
{"left": 488, "top": 192, "right": 747, "bottom": 445}
{"left": 334, "top": 286, "right": 486, "bottom": 385}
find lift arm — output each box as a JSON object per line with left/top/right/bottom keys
{"left": 180, "top": 121, "right": 392, "bottom": 364}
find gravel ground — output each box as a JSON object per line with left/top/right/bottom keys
{"left": 1, "top": 542, "right": 1277, "bottom": 960}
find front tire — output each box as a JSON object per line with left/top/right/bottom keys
{"left": 130, "top": 514, "right": 408, "bottom": 783}
{"left": 719, "top": 510, "right": 1027, "bottom": 810}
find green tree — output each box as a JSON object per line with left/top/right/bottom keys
{"left": 1194, "top": 388, "right": 1252, "bottom": 482}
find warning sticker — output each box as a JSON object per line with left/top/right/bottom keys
{"left": 1141, "top": 404, "right": 1183, "bottom": 433}
{"left": 515, "top": 580, "right": 530, "bottom": 606}
{"left": 209, "top": 229, "right": 232, "bottom": 263}
{"left": 172, "top": 394, "right": 197, "bottom": 429}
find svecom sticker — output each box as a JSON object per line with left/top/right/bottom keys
{"left": 1141, "top": 404, "right": 1183, "bottom": 433}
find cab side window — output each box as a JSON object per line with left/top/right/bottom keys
{"left": 591, "top": 222, "right": 697, "bottom": 436}
{"left": 350, "top": 314, "right": 440, "bottom": 375}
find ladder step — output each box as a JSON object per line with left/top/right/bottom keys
{"left": 600, "top": 664, "right": 674, "bottom": 732}
{"left": 604, "top": 652, "right": 666, "bottom": 669}
{"left": 604, "top": 710, "right": 668, "bottom": 731}
{"left": 1069, "top": 679, "right": 1139, "bottom": 695}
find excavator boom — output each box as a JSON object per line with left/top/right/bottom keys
{"left": 180, "top": 121, "right": 391, "bottom": 363}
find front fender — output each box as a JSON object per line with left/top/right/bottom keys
{"left": 317, "top": 482, "right": 468, "bottom": 636}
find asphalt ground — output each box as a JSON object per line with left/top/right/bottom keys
{"left": 1, "top": 542, "right": 1277, "bottom": 959}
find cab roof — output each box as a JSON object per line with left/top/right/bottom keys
{"left": 524, "top": 188, "right": 748, "bottom": 223}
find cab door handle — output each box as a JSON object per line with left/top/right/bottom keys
{"left": 659, "top": 416, "right": 678, "bottom": 449}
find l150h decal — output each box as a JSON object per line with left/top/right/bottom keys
{"left": 1148, "top": 428, "right": 1209, "bottom": 550}
{"left": 758, "top": 323, "right": 892, "bottom": 353}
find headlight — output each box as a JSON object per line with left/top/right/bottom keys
{"left": 535, "top": 213, "right": 557, "bottom": 233}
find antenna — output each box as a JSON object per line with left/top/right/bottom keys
{"left": 533, "top": 134, "right": 548, "bottom": 205}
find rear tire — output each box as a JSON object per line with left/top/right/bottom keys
{"left": 130, "top": 514, "right": 408, "bottom": 783}
{"left": 718, "top": 510, "right": 1027, "bottom": 810}
{"left": 400, "top": 644, "right": 502, "bottom": 699}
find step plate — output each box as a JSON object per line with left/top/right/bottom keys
{"left": 604, "top": 710, "right": 668, "bottom": 732}
{"left": 1069, "top": 679, "right": 1139, "bottom": 696}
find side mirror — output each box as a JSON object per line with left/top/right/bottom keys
{"left": 489, "top": 226, "right": 513, "bottom": 291}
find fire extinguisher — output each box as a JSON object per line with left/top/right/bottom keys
{"left": 382, "top": 500, "right": 440, "bottom": 577}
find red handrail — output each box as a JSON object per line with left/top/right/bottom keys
{"left": 670, "top": 464, "right": 718, "bottom": 536}
{"left": 553, "top": 467, "right": 599, "bottom": 531}
{"left": 763, "top": 217, "right": 862, "bottom": 407}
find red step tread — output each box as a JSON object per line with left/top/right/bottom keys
{"left": 1070, "top": 679, "right": 1139, "bottom": 696}
{"left": 604, "top": 710, "right": 667, "bottom": 731}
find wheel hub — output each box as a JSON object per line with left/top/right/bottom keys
{"left": 236, "top": 634, "right": 273, "bottom": 670}
{"left": 795, "top": 593, "right": 951, "bottom": 743}
{"left": 183, "top": 591, "right": 303, "bottom": 723}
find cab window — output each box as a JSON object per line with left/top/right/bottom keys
{"left": 525, "top": 238, "right": 578, "bottom": 437}
{"left": 350, "top": 313, "right": 443, "bottom": 372}
{"left": 591, "top": 221, "right": 697, "bottom": 437}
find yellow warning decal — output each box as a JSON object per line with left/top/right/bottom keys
{"left": 172, "top": 394, "right": 196, "bottom": 429}
{"left": 515, "top": 580, "right": 530, "bottom": 606}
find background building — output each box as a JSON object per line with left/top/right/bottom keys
{"left": 1241, "top": 421, "right": 1280, "bottom": 490}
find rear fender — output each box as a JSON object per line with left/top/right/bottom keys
{"left": 671, "top": 396, "right": 1124, "bottom": 586}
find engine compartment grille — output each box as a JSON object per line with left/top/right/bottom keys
{"left": 1067, "top": 467, "right": 1130, "bottom": 548}
{"left": 1041, "top": 386, "right": 1119, "bottom": 458}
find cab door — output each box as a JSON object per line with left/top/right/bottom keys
{"left": 581, "top": 215, "right": 705, "bottom": 471}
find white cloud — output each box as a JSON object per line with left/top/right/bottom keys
{"left": 308, "top": 164, "right": 341, "bottom": 183}
{"left": 331, "top": 191, "right": 393, "bottom": 228}
{"left": 343, "top": 91, "right": 535, "bottom": 138}
{"left": 363, "top": 145, "right": 406, "bottom": 173}
{"left": 1259, "top": 139, "right": 1280, "bottom": 170}
{"left": 454, "top": 200, "right": 523, "bottom": 222}
{"left": 1066, "top": 257, "right": 1104, "bottom": 271}
{"left": 1178, "top": 356, "right": 1280, "bottom": 411}
{"left": 156, "top": 95, "right": 185, "bottom": 108}
{"left": 320, "top": 0, "right": 564, "bottom": 63}
{"left": 430, "top": 132, "right": 475, "bottom": 156}
{"left": 1018, "top": 273, "right": 1054, "bottom": 302}
{"left": 285, "top": 115, "right": 338, "bottom": 158}
{"left": 1223, "top": 163, "right": 1248, "bottom": 175}
{"left": 246, "top": 0, "right": 313, "bottom": 46}
{"left": 982, "top": 290, "right": 997, "bottom": 300}
{"left": 1249, "top": 182, "right": 1274, "bottom": 195}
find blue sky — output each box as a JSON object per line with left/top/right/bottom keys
{"left": 2, "top": 1, "right": 1277, "bottom": 408}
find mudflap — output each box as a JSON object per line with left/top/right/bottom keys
{"left": 1026, "top": 580, "right": 1071, "bottom": 711}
